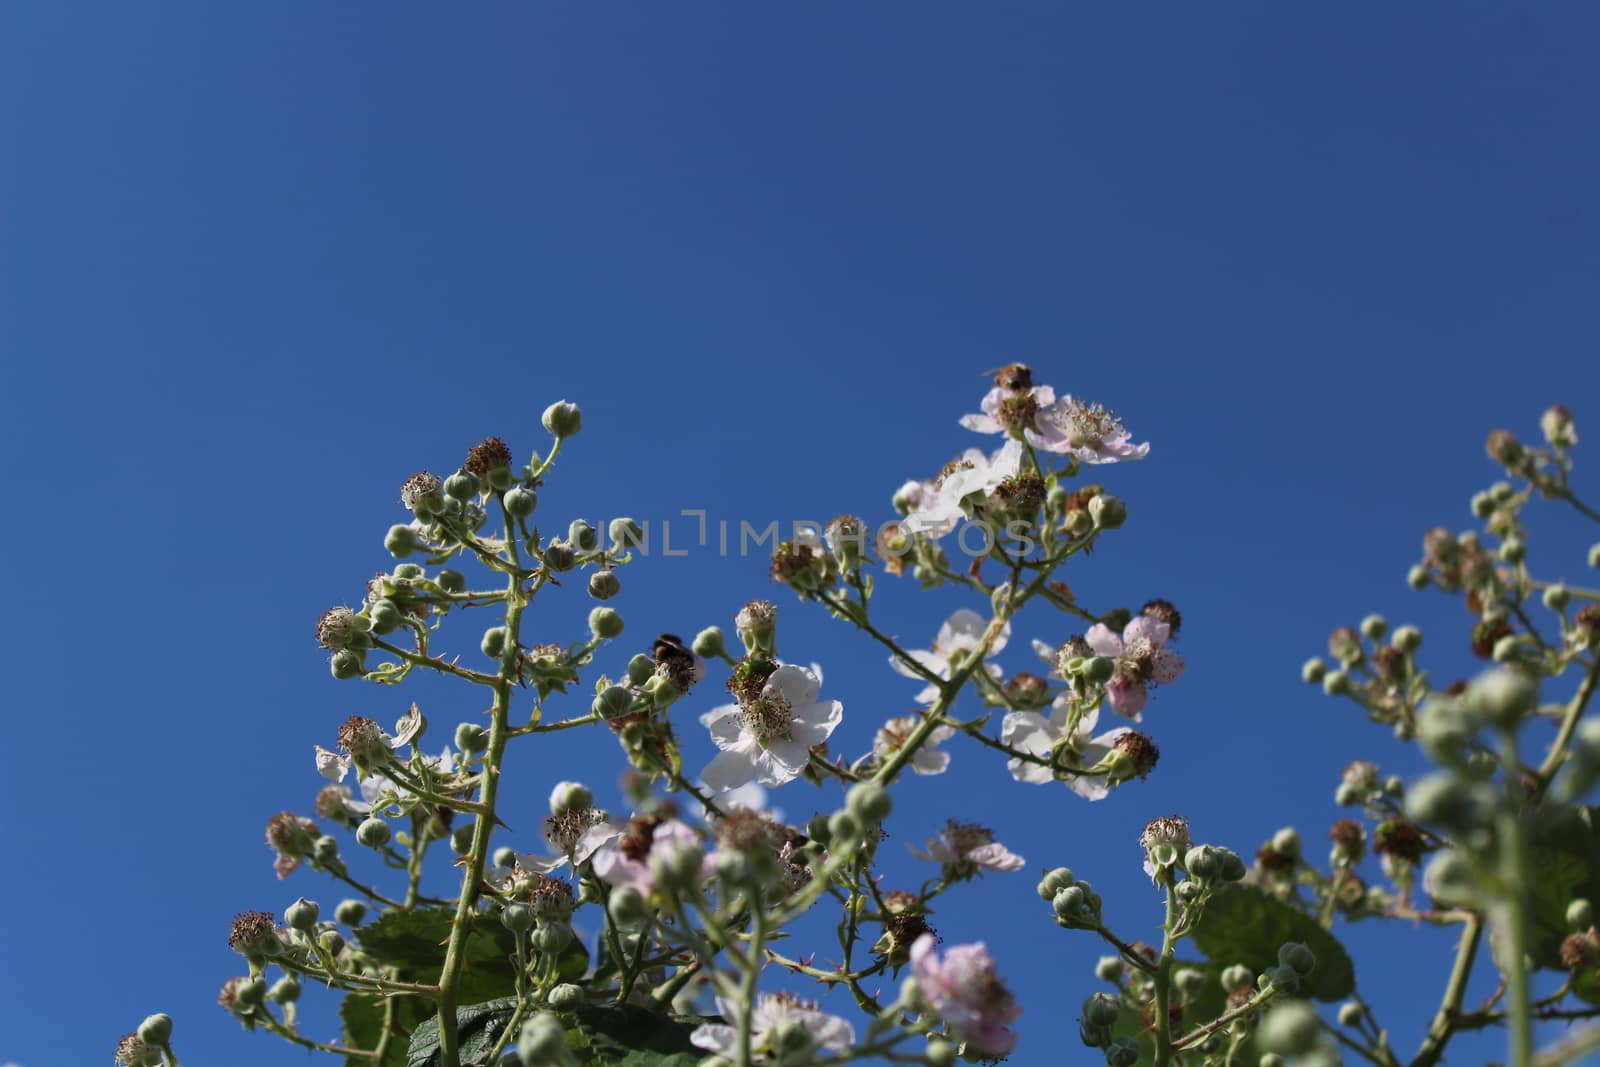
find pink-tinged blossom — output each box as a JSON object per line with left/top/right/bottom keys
{"left": 888, "top": 608, "right": 1010, "bottom": 706}
{"left": 910, "top": 934, "right": 1021, "bottom": 1057}
{"left": 691, "top": 992, "right": 855, "bottom": 1061}
{"left": 906, "top": 440, "right": 1024, "bottom": 537}
{"left": 514, "top": 806, "right": 623, "bottom": 876}
{"left": 590, "top": 817, "right": 706, "bottom": 895}
{"left": 1085, "top": 616, "right": 1185, "bottom": 720}
{"left": 1026, "top": 395, "right": 1149, "bottom": 464}
{"left": 959, "top": 384, "right": 1057, "bottom": 437}
{"left": 911, "top": 820, "right": 1025, "bottom": 879}
{"left": 873, "top": 715, "right": 956, "bottom": 775}
{"left": 1000, "top": 699, "right": 1132, "bottom": 801}
{"left": 700, "top": 665, "right": 843, "bottom": 790}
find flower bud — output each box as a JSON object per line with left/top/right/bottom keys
{"left": 137, "top": 1014, "right": 173, "bottom": 1046}
{"left": 319, "top": 929, "right": 344, "bottom": 955}
{"left": 925, "top": 1038, "right": 956, "bottom": 1067}
{"left": 1184, "top": 845, "right": 1222, "bottom": 881}
{"left": 1259, "top": 1000, "right": 1321, "bottom": 1055}
{"left": 1082, "top": 990, "right": 1122, "bottom": 1030}
{"left": 313, "top": 835, "right": 339, "bottom": 865}
{"left": 828, "top": 810, "right": 862, "bottom": 845}
{"left": 1088, "top": 493, "right": 1126, "bottom": 529}
{"left": 1095, "top": 955, "right": 1124, "bottom": 983}
{"left": 384, "top": 524, "right": 419, "bottom": 558}
{"left": 444, "top": 470, "right": 479, "bottom": 500}
{"left": 534, "top": 920, "right": 575, "bottom": 954}
{"left": 1277, "top": 941, "right": 1316, "bottom": 976}
{"left": 1271, "top": 828, "right": 1300, "bottom": 860}
{"left": 335, "top": 899, "right": 367, "bottom": 926}
{"left": 1470, "top": 490, "right": 1496, "bottom": 518}
{"left": 1541, "top": 404, "right": 1577, "bottom": 448}
{"left": 608, "top": 886, "right": 647, "bottom": 926}
{"left": 1486, "top": 429, "right": 1524, "bottom": 468}
{"left": 517, "top": 1012, "right": 569, "bottom": 1064}
{"left": 691, "top": 627, "right": 725, "bottom": 658}
{"left": 846, "top": 782, "right": 893, "bottom": 824}
{"left": 1220, "top": 964, "right": 1253, "bottom": 992}
{"left": 1104, "top": 1036, "right": 1141, "bottom": 1067}
{"left": 284, "top": 897, "right": 320, "bottom": 932}
{"left": 481, "top": 626, "right": 508, "bottom": 658}
{"left": 1391, "top": 625, "right": 1422, "bottom": 653}
{"left": 1036, "top": 866, "right": 1076, "bottom": 899}
{"left": 1407, "top": 564, "right": 1430, "bottom": 590}
{"left": 1424, "top": 850, "right": 1478, "bottom": 908}
{"left": 625, "top": 653, "right": 654, "bottom": 685}
{"left": 609, "top": 518, "right": 645, "bottom": 552}
{"left": 588, "top": 570, "right": 621, "bottom": 600}
{"left": 1081, "top": 655, "right": 1116, "bottom": 686}
{"left": 1337, "top": 1001, "right": 1364, "bottom": 1027}
{"left": 356, "top": 817, "right": 391, "bottom": 849}
{"left": 542, "top": 400, "right": 582, "bottom": 438}
{"left": 593, "top": 685, "right": 634, "bottom": 720}
{"left": 501, "top": 902, "right": 536, "bottom": 934}
{"left": 1360, "top": 614, "right": 1387, "bottom": 641}
{"left": 269, "top": 975, "right": 302, "bottom": 1004}
{"left": 1322, "top": 670, "right": 1350, "bottom": 696}
{"left": 454, "top": 722, "right": 488, "bottom": 754}
{"left": 1406, "top": 773, "right": 1495, "bottom": 832}
{"left": 330, "top": 649, "right": 365, "bottom": 680}
{"left": 649, "top": 839, "right": 706, "bottom": 895}
{"left": 450, "top": 822, "right": 474, "bottom": 855}
{"left": 1465, "top": 668, "right": 1537, "bottom": 727}
{"left": 543, "top": 542, "right": 576, "bottom": 572}
{"left": 235, "top": 976, "right": 268, "bottom": 1007}
{"left": 547, "top": 983, "right": 584, "bottom": 1011}
{"left": 549, "top": 781, "right": 593, "bottom": 816}
{"left": 1301, "top": 657, "right": 1326, "bottom": 684}
{"left": 368, "top": 599, "right": 402, "bottom": 634}
{"left": 1571, "top": 898, "right": 1595, "bottom": 931}
{"left": 1498, "top": 536, "right": 1525, "bottom": 564}
{"left": 588, "top": 607, "right": 624, "bottom": 640}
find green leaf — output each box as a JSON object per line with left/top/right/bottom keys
{"left": 355, "top": 907, "right": 519, "bottom": 1004}
{"left": 1189, "top": 884, "right": 1356, "bottom": 1001}
{"left": 406, "top": 998, "right": 518, "bottom": 1067}
{"left": 341, "top": 994, "right": 428, "bottom": 1067}
{"left": 1523, "top": 805, "right": 1600, "bottom": 971}
{"left": 1105, "top": 963, "right": 1259, "bottom": 1067}
{"left": 571, "top": 1004, "right": 706, "bottom": 1066}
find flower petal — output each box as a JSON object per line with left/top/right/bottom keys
{"left": 1084, "top": 624, "right": 1122, "bottom": 658}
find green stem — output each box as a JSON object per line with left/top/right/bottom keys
{"left": 736, "top": 892, "right": 768, "bottom": 1067}
{"left": 1533, "top": 657, "right": 1600, "bottom": 799}
{"left": 1411, "top": 913, "right": 1482, "bottom": 1067}
{"left": 1151, "top": 881, "right": 1179, "bottom": 1067}
{"left": 1498, "top": 730, "right": 1534, "bottom": 1067}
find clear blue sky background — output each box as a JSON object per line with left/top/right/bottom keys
{"left": 2, "top": 4, "right": 1597, "bottom": 1065}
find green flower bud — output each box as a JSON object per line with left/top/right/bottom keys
{"left": 1216, "top": 848, "right": 1247, "bottom": 882}
{"left": 493, "top": 846, "right": 519, "bottom": 870}
{"left": 1174, "top": 968, "right": 1207, "bottom": 998}
{"left": 1258, "top": 965, "right": 1299, "bottom": 995}
{"left": 502, "top": 486, "right": 537, "bottom": 518}
{"left": 330, "top": 649, "right": 365, "bottom": 680}
{"left": 1082, "top": 655, "right": 1116, "bottom": 685}
{"left": 691, "top": 627, "right": 725, "bottom": 658}
{"left": 1466, "top": 668, "right": 1537, "bottom": 727}
{"left": 1220, "top": 964, "right": 1253, "bottom": 991}
{"left": 319, "top": 929, "right": 344, "bottom": 955}
{"left": 137, "top": 1014, "right": 173, "bottom": 1046}
{"left": 1470, "top": 491, "right": 1495, "bottom": 518}
{"left": 609, "top": 518, "right": 645, "bottom": 552}
{"left": 517, "top": 1012, "right": 568, "bottom": 1064}
{"left": 1498, "top": 536, "right": 1526, "bottom": 564}
{"left": 235, "top": 977, "right": 268, "bottom": 1008}
{"left": 450, "top": 822, "right": 474, "bottom": 855}
{"left": 486, "top": 464, "right": 515, "bottom": 491}
{"left": 1088, "top": 493, "right": 1126, "bottom": 529}
{"left": 1185, "top": 845, "right": 1223, "bottom": 881}
{"left": 432, "top": 569, "right": 464, "bottom": 594}
{"left": 1095, "top": 955, "right": 1125, "bottom": 983}
{"left": 567, "top": 518, "right": 600, "bottom": 553}
{"left": 1407, "top": 564, "right": 1430, "bottom": 590}
{"left": 481, "top": 626, "right": 508, "bottom": 658}
{"left": 393, "top": 562, "right": 425, "bottom": 580}
{"left": 384, "top": 524, "right": 419, "bottom": 558}
{"left": 608, "top": 886, "right": 646, "bottom": 926}
{"left": 588, "top": 607, "right": 623, "bottom": 640}
{"left": 1338, "top": 1001, "right": 1364, "bottom": 1027}
{"left": 549, "top": 781, "right": 593, "bottom": 815}
{"left": 587, "top": 570, "right": 621, "bottom": 600}
{"left": 1542, "top": 404, "right": 1577, "bottom": 448}
{"left": 313, "top": 835, "right": 339, "bottom": 865}
{"left": 1036, "top": 866, "right": 1075, "bottom": 900}
{"left": 1544, "top": 584, "right": 1572, "bottom": 612}
{"left": 1406, "top": 773, "right": 1495, "bottom": 831}
{"left": 455, "top": 722, "right": 488, "bottom": 754}
{"left": 356, "top": 817, "right": 391, "bottom": 849}
{"left": 1259, "top": 1056, "right": 1286, "bottom": 1067}
{"left": 845, "top": 782, "right": 892, "bottom": 824}
{"left": 547, "top": 982, "right": 584, "bottom": 1010}
{"left": 369, "top": 599, "right": 402, "bottom": 634}
{"left": 1425, "top": 850, "right": 1478, "bottom": 908}
{"left": 542, "top": 400, "right": 582, "bottom": 438}
{"left": 534, "top": 920, "right": 575, "bottom": 954}
{"left": 649, "top": 839, "right": 707, "bottom": 894}
{"left": 268, "top": 975, "right": 301, "bottom": 1004}
{"left": 828, "top": 810, "right": 862, "bottom": 845}
{"left": 543, "top": 542, "right": 576, "bottom": 572}
{"left": 1322, "top": 670, "right": 1350, "bottom": 696}
{"left": 444, "top": 470, "right": 479, "bottom": 500}
{"left": 1104, "top": 1037, "right": 1141, "bottom": 1067}
{"left": 1571, "top": 898, "right": 1596, "bottom": 931}
{"left": 1259, "top": 1000, "right": 1321, "bottom": 1055}
{"left": 593, "top": 685, "right": 634, "bottom": 720}
{"left": 1390, "top": 625, "right": 1422, "bottom": 654}
{"left": 335, "top": 899, "right": 367, "bottom": 926}
{"left": 1360, "top": 614, "right": 1387, "bottom": 641}
{"left": 625, "top": 653, "right": 654, "bottom": 685}
{"left": 284, "top": 898, "right": 320, "bottom": 932}
{"left": 1590, "top": 544, "right": 1600, "bottom": 569}
{"left": 501, "top": 902, "right": 536, "bottom": 934}
{"left": 1277, "top": 941, "right": 1316, "bottom": 976}
{"left": 1271, "top": 828, "right": 1301, "bottom": 859}
{"left": 925, "top": 1037, "right": 956, "bottom": 1067}
{"left": 1082, "top": 990, "right": 1122, "bottom": 1029}
{"left": 1301, "top": 657, "right": 1326, "bottom": 684}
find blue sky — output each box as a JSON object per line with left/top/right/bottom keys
{"left": 1, "top": 4, "right": 1597, "bottom": 1065}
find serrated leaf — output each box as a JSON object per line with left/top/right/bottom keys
{"left": 355, "top": 907, "right": 519, "bottom": 1004}
{"left": 406, "top": 997, "right": 518, "bottom": 1067}
{"left": 1522, "top": 805, "right": 1600, "bottom": 971}
{"left": 1189, "top": 885, "right": 1355, "bottom": 1001}
{"left": 571, "top": 1004, "right": 706, "bottom": 1066}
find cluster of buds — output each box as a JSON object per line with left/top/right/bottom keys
{"left": 769, "top": 538, "right": 840, "bottom": 595}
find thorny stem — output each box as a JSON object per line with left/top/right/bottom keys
{"left": 1496, "top": 729, "right": 1534, "bottom": 1067}
{"left": 1151, "top": 881, "right": 1180, "bottom": 1067}
{"left": 1533, "top": 657, "right": 1600, "bottom": 799}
